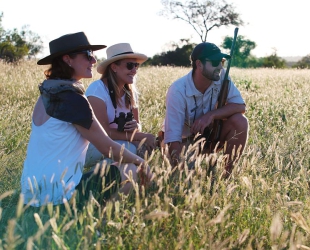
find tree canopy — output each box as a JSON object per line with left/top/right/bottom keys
{"left": 0, "top": 12, "right": 43, "bottom": 63}
{"left": 261, "top": 49, "right": 286, "bottom": 69}
{"left": 145, "top": 38, "right": 195, "bottom": 66}
{"left": 292, "top": 55, "right": 310, "bottom": 69}
{"left": 160, "top": 0, "right": 244, "bottom": 42}
{"left": 221, "top": 35, "right": 256, "bottom": 68}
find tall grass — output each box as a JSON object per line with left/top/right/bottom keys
{"left": 1, "top": 61, "right": 310, "bottom": 249}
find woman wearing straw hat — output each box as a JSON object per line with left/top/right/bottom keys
{"left": 85, "top": 43, "right": 156, "bottom": 167}
{"left": 21, "top": 32, "right": 152, "bottom": 207}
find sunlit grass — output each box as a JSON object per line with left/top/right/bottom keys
{"left": 1, "top": 61, "right": 310, "bottom": 249}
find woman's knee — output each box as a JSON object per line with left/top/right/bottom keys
{"left": 84, "top": 143, "right": 104, "bottom": 168}
{"left": 117, "top": 163, "right": 138, "bottom": 194}
{"left": 121, "top": 163, "right": 138, "bottom": 181}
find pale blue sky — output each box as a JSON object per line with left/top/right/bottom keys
{"left": 1, "top": 0, "right": 309, "bottom": 59}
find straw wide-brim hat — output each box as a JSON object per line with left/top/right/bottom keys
{"left": 97, "top": 43, "right": 148, "bottom": 75}
{"left": 37, "top": 31, "right": 107, "bottom": 65}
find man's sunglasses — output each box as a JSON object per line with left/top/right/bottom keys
{"left": 126, "top": 62, "right": 140, "bottom": 70}
{"left": 204, "top": 59, "right": 222, "bottom": 67}
{"left": 70, "top": 50, "right": 94, "bottom": 61}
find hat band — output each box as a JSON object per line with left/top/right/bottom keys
{"left": 111, "top": 51, "right": 134, "bottom": 58}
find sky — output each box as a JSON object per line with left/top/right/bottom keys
{"left": 1, "top": 0, "right": 309, "bottom": 60}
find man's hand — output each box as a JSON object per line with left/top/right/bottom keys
{"left": 143, "top": 133, "right": 156, "bottom": 152}
{"left": 190, "top": 112, "right": 214, "bottom": 135}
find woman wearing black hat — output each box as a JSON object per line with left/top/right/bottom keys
{"left": 21, "top": 32, "right": 152, "bottom": 207}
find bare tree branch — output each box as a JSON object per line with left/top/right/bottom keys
{"left": 160, "top": 0, "right": 244, "bottom": 42}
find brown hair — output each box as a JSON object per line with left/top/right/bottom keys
{"left": 43, "top": 55, "right": 76, "bottom": 79}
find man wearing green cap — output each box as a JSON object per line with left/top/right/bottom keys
{"left": 161, "top": 42, "right": 248, "bottom": 178}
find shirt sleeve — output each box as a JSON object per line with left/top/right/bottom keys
{"left": 227, "top": 79, "right": 245, "bottom": 105}
{"left": 164, "top": 85, "right": 186, "bottom": 144}
{"left": 85, "top": 80, "right": 109, "bottom": 104}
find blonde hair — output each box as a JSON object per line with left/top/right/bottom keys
{"left": 102, "top": 61, "right": 138, "bottom": 109}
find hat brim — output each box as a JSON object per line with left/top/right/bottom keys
{"left": 97, "top": 53, "right": 148, "bottom": 75}
{"left": 207, "top": 52, "right": 231, "bottom": 60}
{"left": 37, "top": 45, "right": 107, "bottom": 65}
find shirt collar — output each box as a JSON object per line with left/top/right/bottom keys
{"left": 185, "top": 70, "right": 201, "bottom": 97}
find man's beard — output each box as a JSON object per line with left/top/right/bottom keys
{"left": 202, "top": 67, "right": 221, "bottom": 81}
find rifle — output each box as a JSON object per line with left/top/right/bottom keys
{"left": 197, "top": 27, "right": 239, "bottom": 153}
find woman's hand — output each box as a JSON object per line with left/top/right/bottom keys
{"left": 133, "top": 133, "right": 157, "bottom": 154}
{"left": 137, "top": 162, "right": 154, "bottom": 187}
{"left": 142, "top": 133, "right": 156, "bottom": 152}
{"left": 124, "top": 119, "right": 139, "bottom": 132}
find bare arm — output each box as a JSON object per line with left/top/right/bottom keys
{"left": 168, "top": 104, "right": 245, "bottom": 166}
{"left": 73, "top": 116, "right": 144, "bottom": 166}
{"left": 88, "top": 96, "right": 154, "bottom": 145}
{"left": 130, "top": 107, "right": 142, "bottom": 131}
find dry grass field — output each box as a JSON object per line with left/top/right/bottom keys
{"left": 1, "top": 61, "right": 310, "bottom": 249}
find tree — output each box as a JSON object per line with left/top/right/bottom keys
{"left": 160, "top": 0, "right": 244, "bottom": 42}
{"left": 221, "top": 35, "right": 257, "bottom": 68}
{"left": 0, "top": 12, "right": 43, "bottom": 63}
{"left": 146, "top": 39, "right": 196, "bottom": 66}
{"left": 261, "top": 49, "right": 286, "bottom": 69}
{"left": 292, "top": 55, "right": 310, "bottom": 69}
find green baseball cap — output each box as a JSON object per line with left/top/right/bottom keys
{"left": 191, "top": 42, "right": 230, "bottom": 62}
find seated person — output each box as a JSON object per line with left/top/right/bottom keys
{"left": 85, "top": 43, "right": 156, "bottom": 167}
{"left": 21, "top": 33, "right": 152, "bottom": 207}
{"left": 161, "top": 42, "right": 248, "bottom": 177}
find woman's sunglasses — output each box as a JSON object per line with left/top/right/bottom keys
{"left": 126, "top": 62, "right": 140, "bottom": 70}
{"left": 70, "top": 50, "right": 94, "bottom": 61}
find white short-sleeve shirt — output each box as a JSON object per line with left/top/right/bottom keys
{"left": 21, "top": 118, "right": 88, "bottom": 206}
{"left": 85, "top": 79, "right": 131, "bottom": 129}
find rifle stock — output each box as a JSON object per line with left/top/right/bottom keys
{"left": 198, "top": 28, "right": 239, "bottom": 153}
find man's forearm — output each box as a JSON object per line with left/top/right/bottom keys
{"left": 209, "top": 103, "right": 246, "bottom": 120}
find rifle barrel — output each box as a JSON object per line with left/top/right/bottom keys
{"left": 224, "top": 27, "right": 239, "bottom": 80}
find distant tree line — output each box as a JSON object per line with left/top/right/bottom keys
{"left": 144, "top": 36, "right": 308, "bottom": 69}
{"left": 292, "top": 55, "right": 310, "bottom": 69}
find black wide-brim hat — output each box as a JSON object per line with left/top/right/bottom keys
{"left": 37, "top": 31, "right": 106, "bottom": 65}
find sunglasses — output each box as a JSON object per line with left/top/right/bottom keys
{"left": 70, "top": 50, "right": 94, "bottom": 62}
{"left": 126, "top": 62, "right": 140, "bottom": 70}
{"left": 204, "top": 59, "right": 222, "bottom": 67}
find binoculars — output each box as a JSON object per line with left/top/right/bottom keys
{"left": 117, "top": 112, "right": 133, "bottom": 131}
